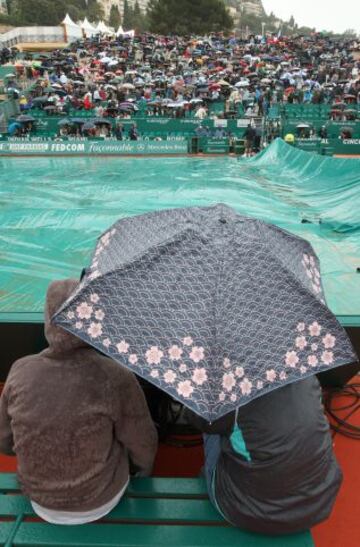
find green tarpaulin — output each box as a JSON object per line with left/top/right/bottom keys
{"left": 0, "top": 139, "right": 359, "bottom": 323}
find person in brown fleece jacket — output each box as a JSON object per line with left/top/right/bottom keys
{"left": 0, "top": 279, "right": 158, "bottom": 523}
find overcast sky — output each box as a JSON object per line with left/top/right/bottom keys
{"left": 261, "top": 0, "right": 360, "bottom": 34}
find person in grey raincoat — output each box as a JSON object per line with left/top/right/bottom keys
{"left": 0, "top": 279, "right": 158, "bottom": 525}
{"left": 186, "top": 376, "right": 342, "bottom": 535}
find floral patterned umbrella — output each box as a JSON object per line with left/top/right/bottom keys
{"left": 53, "top": 204, "right": 357, "bottom": 421}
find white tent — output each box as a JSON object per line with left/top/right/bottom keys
{"left": 62, "top": 14, "right": 80, "bottom": 28}
{"left": 62, "top": 13, "right": 83, "bottom": 40}
{"left": 96, "top": 21, "right": 115, "bottom": 35}
{"left": 81, "top": 17, "right": 96, "bottom": 37}
{"left": 116, "top": 25, "right": 125, "bottom": 36}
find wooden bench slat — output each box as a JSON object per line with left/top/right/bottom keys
{"left": 0, "top": 495, "right": 223, "bottom": 522}
{"left": 0, "top": 474, "right": 208, "bottom": 498}
{"left": 10, "top": 522, "right": 314, "bottom": 547}
{"left": 127, "top": 477, "right": 208, "bottom": 497}
{"left": 0, "top": 472, "right": 18, "bottom": 492}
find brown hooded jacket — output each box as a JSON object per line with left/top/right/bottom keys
{"left": 0, "top": 279, "right": 158, "bottom": 511}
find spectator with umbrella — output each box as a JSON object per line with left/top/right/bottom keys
{"left": 52, "top": 204, "right": 357, "bottom": 534}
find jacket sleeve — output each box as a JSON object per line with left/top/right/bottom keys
{"left": 114, "top": 373, "right": 158, "bottom": 476}
{"left": 0, "top": 385, "right": 15, "bottom": 456}
{"left": 184, "top": 407, "right": 235, "bottom": 436}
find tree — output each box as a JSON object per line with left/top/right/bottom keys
{"left": 147, "top": 0, "right": 233, "bottom": 35}
{"left": 123, "top": 0, "right": 133, "bottom": 29}
{"left": 342, "top": 28, "right": 357, "bottom": 38}
{"left": 109, "top": 4, "right": 121, "bottom": 29}
{"left": 11, "top": 0, "right": 67, "bottom": 25}
{"left": 86, "top": 0, "right": 104, "bottom": 22}
{"left": 132, "top": 0, "right": 147, "bottom": 32}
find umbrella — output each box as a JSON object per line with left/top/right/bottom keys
{"left": 57, "top": 119, "right": 72, "bottom": 126}
{"left": 53, "top": 204, "right": 356, "bottom": 422}
{"left": 93, "top": 118, "right": 112, "bottom": 125}
{"left": 32, "top": 96, "right": 50, "bottom": 105}
{"left": 83, "top": 122, "right": 96, "bottom": 131}
{"left": 70, "top": 118, "right": 86, "bottom": 125}
{"left": 52, "top": 88, "right": 68, "bottom": 97}
{"left": 235, "top": 80, "right": 249, "bottom": 88}
{"left": 8, "top": 122, "right": 21, "bottom": 135}
{"left": 16, "top": 115, "right": 35, "bottom": 123}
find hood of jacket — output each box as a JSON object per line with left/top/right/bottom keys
{"left": 45, "top": 279, "right": 88, "bottom": 354}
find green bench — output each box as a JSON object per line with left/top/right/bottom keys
{"left": 0, "top": 473, "right": 313, "bottom": 547}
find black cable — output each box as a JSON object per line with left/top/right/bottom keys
{"left": 323, "top": 382, "right": 360, "bottom": 439}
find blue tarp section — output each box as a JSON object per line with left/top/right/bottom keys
{"left": 0, "top": 139, "right": 359, "bottom": 322}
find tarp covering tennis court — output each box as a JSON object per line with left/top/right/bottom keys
{"left": 0, "top": 139, "right": 359, "bottom": 323}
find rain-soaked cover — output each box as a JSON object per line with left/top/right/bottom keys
{"left": 0, "top": 139, "right": 359, "bottom": 323}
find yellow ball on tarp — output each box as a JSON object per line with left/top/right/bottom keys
{"left": 284, "top": 133, "right": 295, "bottom": 144}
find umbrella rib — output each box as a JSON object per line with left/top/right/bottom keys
{"left": 211, "top": 222, "right": 228, "bottom": 412}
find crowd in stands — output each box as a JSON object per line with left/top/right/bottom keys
{"left": 0, "top": 31, "right": 359, "bottom": 144}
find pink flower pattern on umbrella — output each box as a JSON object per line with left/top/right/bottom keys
{"left": 189, "top": 346, "right": 204, "bottom": 363}
{"left": 146, "top": 346, "right": 163, "bottom": 364}
{"left": 103, "top": 338, "right": 111, "bottom": 348}
{"left": 90, "top": 293, "right": 99, "bottom": 304}
{"left": 308, "top": 355, "right": 318, "bottom": 367}
{"left": 117, "top": 340, "right": 129, "bottom": 354}
{"left": 177, "top": 380, "right": 194, "bottom": 398}
{"left": 183, "top": 337, "right": 193, "bottom": 346}
{"left": 223, "top": 357, "right": 231, "bottom": 368}
{"left": 279, "top": 371, "right": 287, "bottom": 380}
{"left": 87, "top": 322, "right": 102, "bottom": 339}
{"left": 240, "top": 378, "right": 252, "bottom": 396}
{"left": 266, "top": 369, "right": 277, "bottom": 382}
{"left": 295, "top": 336, "right": 307, "bottom": 350}
{"left": 168, "top": 345, "right": 183, "bottom": 361}
{"left": 300, "top": 366, "right": 307, "bottom": 374}
{"left": 256, "top": 380, "right": 264, "bottom": 390}
{"left": 101, "top": 233, "right": 110, "bottom": 246}
{"left": 222, "top": 372, "right": 236, "bottom": 392}
{"left": 95, "top": 309, "right": 105, "bottom": 321}
{"left": 129, "top": 354, "right": 138, "bottom": 365}
{"left": 164, "top": 370, "right": 177, "bottom": 384}
{"left": 285, "top": 351, "right": 299, "bottom": 367}
{"left": 76, "top": 302, "right": 93, "bottom": 320}
{"left": 230, "top": 394, "right": 237, "bottom": 402}
{"left": 311, "top": 343, "right": 318, "bottom": 351}
{"left": 308, "top": 322, "right": 322, "bottom": 336}
{"left": 192, "top": 368, "right": 207, "bottom": 386}
{"left": 75, "top": 321, "right": 83, "bottom": 329}
{"left": 150, "top": 370, "right": 159, "bottom": 378}
{"left": 296, "top": 322, "right": 305, "bottom": 332}
{"left": 218, "top": 392, "right": 225, "bottom": 402}
{"left": 322, "top": 333, "right": 336, "bottom": 349}
{"left": 235, "top": 366, "right": 244, "bottom": 378}
{"left": 179, "top": 363, "right": 187, "bottom": 373}
{"left": 321, "top": 350, "right": 334, "bottom": 365}
{"left": 67, "top": 311, "right": 75, "bottom": 319}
